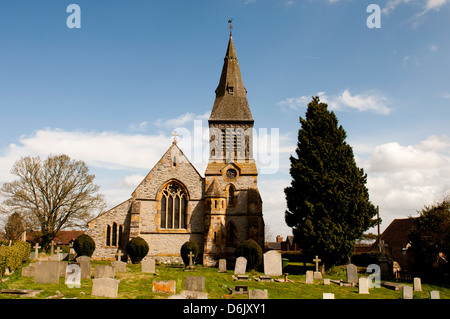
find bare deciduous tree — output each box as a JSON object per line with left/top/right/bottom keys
{"left": 0, "top": 154, "right": 105, "bottom": 247}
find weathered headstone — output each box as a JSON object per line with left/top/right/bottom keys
{"left": 323, "top": 293, "right": 335, "bottom": 299}
{"left": 185, "top": 276, "right": 205, "bottom": 292}
{"left": 49, "top": 240, "right": 56, "bottom": 255}
{"left": 234, "top": 257, "right": 247, "bottom": 275}
{"left": 152, "top": 280, "right": 176, "bottom": 294}
{"left": 402, "top": 286, "right": 413, "bottom": 299}
{"left": 248, "top": 289, "right": 268, "bottom": 299}
{"left": 111, "top": 260, "right": 127, "bottom": 273}
{"left": 430, "top": 290, "right": 440, "bottom": 299}
{"left": 323, "top": 278, "right": 331, "bottom": 285}
{"left": 34, "top": 261, "right": 60, "bottom": 284}
{"left": 94, "top": 265, "right": 115, "bottom": 279}
{"left": 346, "top": 263, "right": 358, "bottom": 284}
{"left": 263, "top": 250, "right": 282, "bottom": 276}
{"left": 234, "top": 285, "right": 248, "bottom": 295}
{"left": 358, "top": 277, "right": 369, "bottom": 294}
{"left": 413, "top": 277, "right": 422, "bottom": 291}
{"left": 180, "top": 290, "right": 208, "bottom": 299}
{"left": 76, "top": 256, "right": 91, "bottom": 279}
{"left": 141, "top": 259, "right": 156, "bottom": 274}
{"left": 65, "top": 263, "right": 81, "bottom": 288}
{"left": 21, "top": 263, "right": 36, "bottom": 277}
{"left": 91, "top": 278, "right": 120, "bottom": 298}
{"left": 218, "top": 259, "right": 227, "bottom": 273}
{"left": 305, "top": 270, "right": 314, "bottom": 284}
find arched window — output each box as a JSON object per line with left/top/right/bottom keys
{"left": 227, "top": 184, "right": 236, "bottom": 206}
{"left": 118, "top": 225, "right": 123, "bottom": 247}
{"left": 112, "top": 222, "right": 117, "bottom": 246}
{"left": 106, "top": 225, "right": 111, "bottom": 246}
{"left": 160, "top": 182, "right": 187, "bottom": 229}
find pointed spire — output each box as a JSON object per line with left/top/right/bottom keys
{"left": 209, "top": 32, "right": 253, "bottom": 123}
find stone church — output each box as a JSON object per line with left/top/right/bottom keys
{"left": 88, "top": 31, "right": 265, "bottom": 266}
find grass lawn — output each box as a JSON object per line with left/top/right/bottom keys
{"left": 1, "top": 260, "right": 449, "bottom": 299}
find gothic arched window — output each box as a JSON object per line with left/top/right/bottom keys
{"left": 227, "top": 184, "right": 236, "bottom": 206}
{"left": 106, "top": 225, "right": 111, "bottom": 246}
{"left": 160, "top": 182, "right": 187, "bottom": 229}
{"left": 112, "top": 222, "right": 117, "bottom": 246}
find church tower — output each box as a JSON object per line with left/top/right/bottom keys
{"left": 203, "top": 30, "right": 265, "bottom": 266}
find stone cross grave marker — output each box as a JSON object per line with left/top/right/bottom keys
{"left": 263, "top": 250, "right": 282, "bottom": 276}
{"left": 187, "top": 251, "right": 195, "bottom": 270}
{"left": 234, "top": 257, "right": 247, "bottom": 275}
{"left": 346, "top": 263, "right": 358, "bottom": 284}
{"left": 116, "top": 250, "right": 123, "bottom": 261}
{"left": 50, "top": 240, "right": 56, "bottom": 255}
{"left": 313, "top": 255, "right": 322, "bottom": 279}
{"left": 91, "top": 278, "right": 120, "bottom": 298}
{"left": 54, "top": 247, "right": 62, "bottom": 261}
{"left": 65, "top": 263, "right": 81, "bottom": 288}
{"left": 33, "top": 243, "right": 41, "bottom": 260}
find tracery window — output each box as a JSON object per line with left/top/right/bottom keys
{"left": 105, "top": 222, "right": 123, "bottom": 247}
{"left": 160, "top": 182, "right": 187, "bottom": 229}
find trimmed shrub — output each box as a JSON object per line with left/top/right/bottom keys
{"left": 73, "top": 234, "right": 96, "bottom": 257}
{"left": 180, "top": 241, "right": 199, "bottom": 266}
{"left": 235, "top": 239, "right": 263, "bottom": 271}
{"left": 0, "top": 241, "right": 31, "bottom": 276}
{"left": 126, "top": 237, "right": 149, "bottom": 263}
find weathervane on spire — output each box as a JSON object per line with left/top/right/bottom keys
{"left": 228, "top": 18, "right": 233, "bottom": 36}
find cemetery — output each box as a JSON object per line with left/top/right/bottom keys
{"left": 0, "top": 241, "right": 449, "bottom": 299}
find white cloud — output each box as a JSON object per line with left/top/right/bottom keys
{"left": 382, "top": 0, "right": 412, "bottom": 15}
{"left": 425, "top": 0, "right": 449, "bottom": 11}
{"left": 155, "top": 111, "right": 210, "bottom": 129}
{"left": 277, "top": 89, "right": 391, "bottom": 115}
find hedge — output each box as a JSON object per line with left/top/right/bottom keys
{"left": 0, "top": 241, "right": 31, "bottom": 276}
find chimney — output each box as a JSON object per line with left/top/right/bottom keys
{"left": 276, "top": 235, "right": 283, "bottom": 243}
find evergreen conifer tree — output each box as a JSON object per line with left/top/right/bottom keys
{"left": 284, "top": 96, "right": 377, "bottom": 266}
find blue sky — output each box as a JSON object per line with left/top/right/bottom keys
{"left": 1, "top": 0, "right": 449, "bottom": 239}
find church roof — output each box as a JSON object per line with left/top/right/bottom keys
{"left": 205, "top": 178, "right": 226, "bottom": 198}
{"left": 209, "top": 34, "right": 253, "bottom": 123}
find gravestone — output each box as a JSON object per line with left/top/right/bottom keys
{"left": 186, "top": 251, "right": 195, "bottom": 271}
{"left": 346, "top": 264, "right": 358, "bottom": 284}
{"left": 413, "top": 277, "right": 422, "bottom": 291}
{"left": 323, "top": 293, "right": 335, "bottom": 299}
{"left": 33, "top": 243, "right": 41, "bottom": 261}
{"left": 402, "top": 286, "right": 413, "bottom": 299}
{"left": 94, "top": 265, "right": 115, "bottom": 279}
{"left": 305, "top": 270, "right": 314, "bottom": 284}
{"left": 218, "top": 259, "right": 227, "bottom": 273}
{"left": 34, "top": 261, "right": 60, "bottom": 284}
{"left": 248, "top": 289, "right": 268, "bottom": 299}
{"left": 180, "top": 290, "right": 208, "bottom": 299}
{"left": 76, "top": 256, "right": 91, "bottom": 279}
{"left": 111, "top": 260, "right": 127, "bottom": 273}
{"left": 185, "top": 276, "right": 205, "bottom": 292}
{"left": 234, "top": 257, "right": 247, "bottom": 275}
{"left": 358, "top": 277, "right": 369, "bottom": 294}
{"left": 21, "top": 263, "right": 36, "bottom": 277}
{"left": 65, "top": 263, "right": 81, "bottom": 288}
{"left": 323, "top": 278, "right": 331, "bottom": 285}
{"left": 263, "top": 250, "right": 282, "bottom": 276}
{"left": 91, "top": 278, "right": 120, "bottom": 298}
{"left": 234, "top": 285, "right": 248, "bottom": 295}
{"left": 313, "top": 256, "right": 322, "bottom": 279}
{"left": 430, "top": 291, "right": 440, "bottom": 299}
{"left": 152, "top": 280, "right": 176, "bottom": 294}
{"left": 141, "top": 259, "right": 156, "bottom": 274}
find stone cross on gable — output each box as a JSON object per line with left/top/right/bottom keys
{"left": 171, "top": 131, "right": 180, "bottom": 144}
{"left": 116, "top": 250, "right": 124, "bottom": 261}
{"left": 313, "top": 255, "right": 321, "bottom": 272}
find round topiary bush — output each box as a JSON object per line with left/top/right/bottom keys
{"left": 73, "top": 234, "right": 96, "bottom": 257}
{"left": 126, "top": 237, "right": 149, "bottom": 264}
{"left": 235, "top": 239, "right": 263, "bottom": 271}
{"left": 180, "top": 241, "right": 199, "bottom": 266}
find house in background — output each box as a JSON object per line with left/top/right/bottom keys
{"left": 26, "top": 230, "right": 85, "bottom": 246}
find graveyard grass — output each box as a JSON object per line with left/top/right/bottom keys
{"left": 1, "top": 261, "right": 450, "bottom": 299}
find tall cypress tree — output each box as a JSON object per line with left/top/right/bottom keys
{"left": 284, "top": 96, "right": 377, "bottom": 266}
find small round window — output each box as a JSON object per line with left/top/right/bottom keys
{"left": 226, "top": 169, "right": 237, "bottom": 179}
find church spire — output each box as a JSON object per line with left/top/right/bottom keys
{"left": 209, "top": 30, "right": 253, "bottom": 123}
